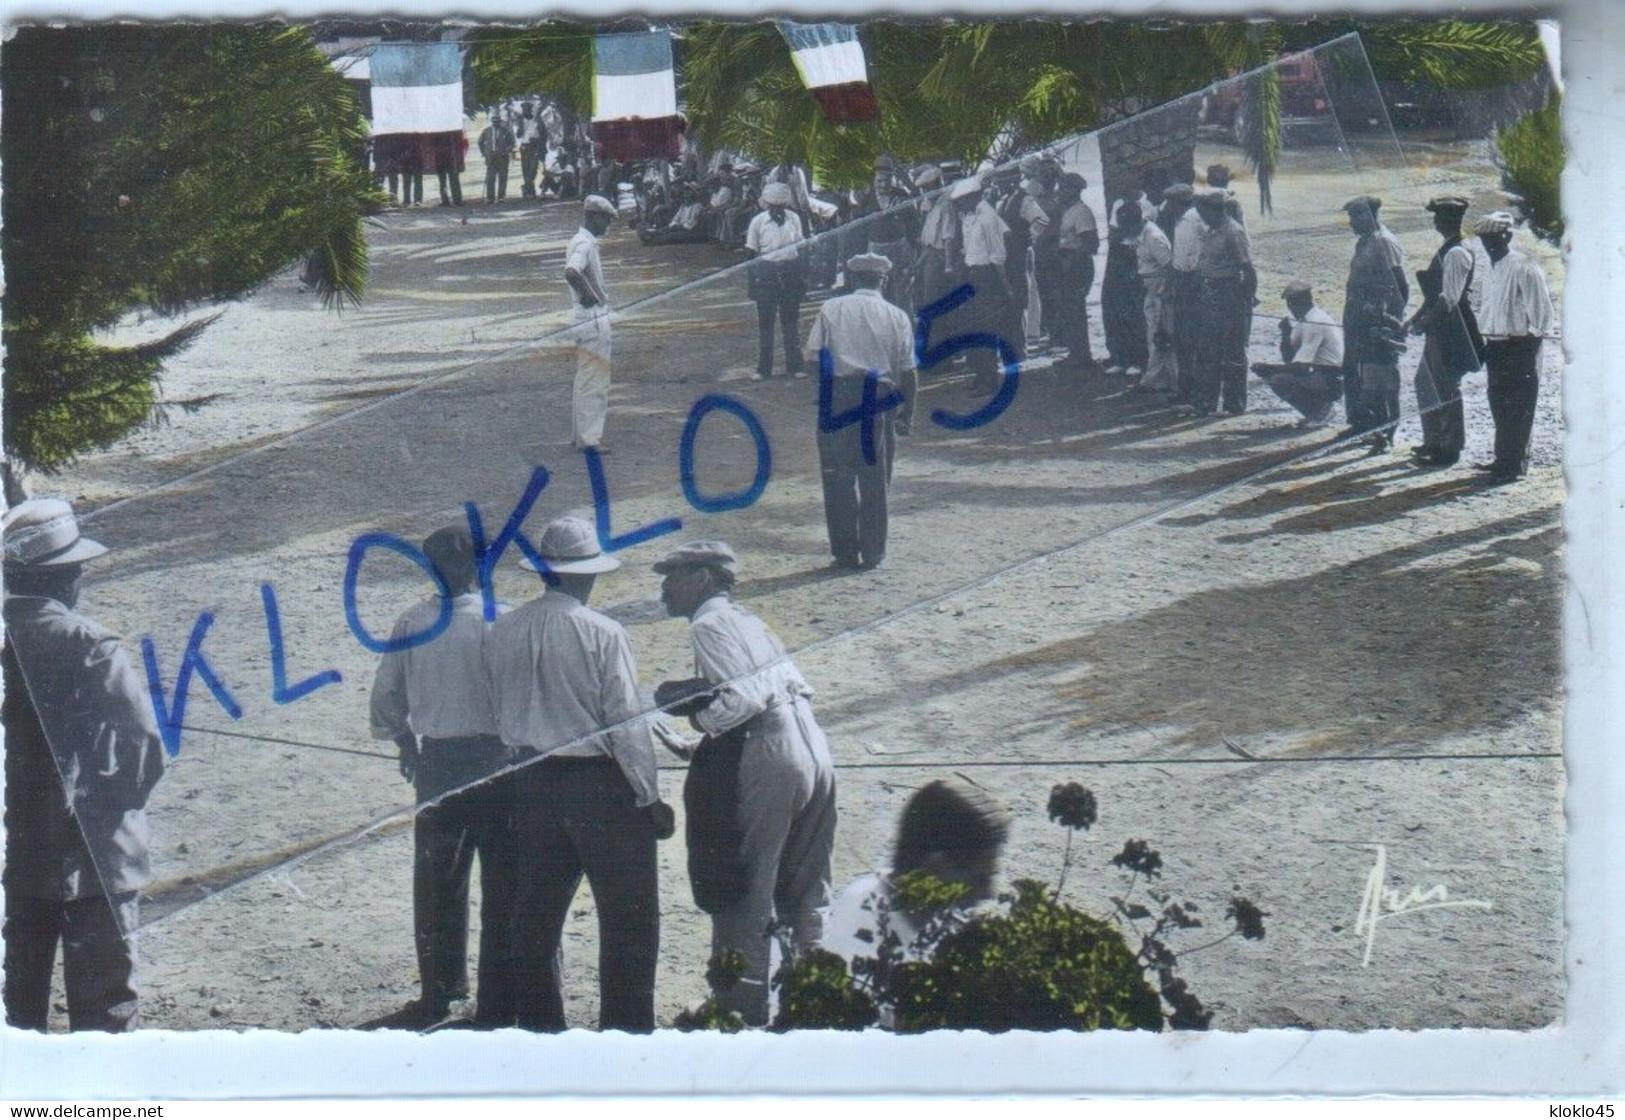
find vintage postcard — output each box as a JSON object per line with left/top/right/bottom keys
{"left": 0, "top": 0, "right": 1618, "bottom": 1099}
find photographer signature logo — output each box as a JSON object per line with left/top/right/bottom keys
{"left": 1353, "top": 844, "right": 1492, "bottom": 967}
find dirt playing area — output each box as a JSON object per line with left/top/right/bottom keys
{"left": 31, "top": 134, "right": 1565, "bottom": 1035}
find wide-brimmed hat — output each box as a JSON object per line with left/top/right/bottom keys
{"left": 761, "top": 182, "right": 793, "bottom": 206}
{"left": 652, "top": 540, "right": 738, "bottom": 576}
{"left": 583, "top": 194, "right": 617, "bottom": 217}
{"left": 519, "top": 516, "right": 621, "bottom": 575}
{"left": 3, "top": 498, "right": 108, "bottom": 568}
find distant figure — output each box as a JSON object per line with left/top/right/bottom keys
{"left": 745, "top": 182, "right": 808, "bottom": 380}
{"left": 1163, "top": 181, "right": 1204, "bottom": 405}
{"left": 1102, "top": 195, "right": 1148, "bottom": 377}
{"left": 434, "top": 131, "right": 466, "bottom": 207}
{"left": 1405, "top": 196, "right": 1484, "bottom": 469}
{"left": 804, "top": 253, "right": 920, "bottom": 571}
{"left": 479, "top": 110, "right": 514, "bottom": 203}
{"left": 948, "top": 175, "right": 1012, "bottom": 395}
{"left": 1255, "top": 280, "right": 1345, "bottom": 427}
{"left": 1052, "top": 172, "right": 1100, "bottom": 374}
{"left": 516, "top": 102, "right": 546, "bottom": 199}
{"left": 1472, "top": 211, "right": 1555, "bottom": 485}
{"left": 1340, "top": 195, "right": 1410, "bottom": 453}
{"left": 3, "top": 499, "right": 166, "bottom": 1032}
{"left": 1133, "top": 195, "right": 1177, "bottom": 394}
{"left": 1183, "top": 189, "right": 1255, "bottom": 416}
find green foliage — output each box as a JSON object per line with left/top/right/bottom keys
{"left": 771, "top": 949, "right": 879, "bottom": 1031}
{"left": 468, "top": 23, "right": 594, "bottom": 114}
{"left": 1, "top": 23, "right": 384, "bottom": 471}
{"left": 1497, "top": 91, "right": 1563, "bottom": 245}
{"left": 888, "top": 880, "right": 1164, "bottom": 1033}
{"left": 892, "top": 868, "right": 973, "bottom": 911}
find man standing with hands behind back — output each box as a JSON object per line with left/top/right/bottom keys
{"left": 565, "top": 195, "right": 618, "bottom": 455}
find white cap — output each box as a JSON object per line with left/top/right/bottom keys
{"left": 583, "top": 195, "right": 617, "bottom": 217}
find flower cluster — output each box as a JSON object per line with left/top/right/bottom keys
{"left": 1110, "top": 839, "right": 1164, "bottom": 879}
{"left": 1047, "top": 782, "right": 1098, "bottom": 831}
{"left": 1227, "top": 896, "right": 1268, "bottom": 941}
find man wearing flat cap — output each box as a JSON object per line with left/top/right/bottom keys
{"left": 745, "top": 181, "right": 809, "bottom": 379}
{"left": 1406, "top": 196, "right": 1485, "bottom": 468}
{"left": 369, "top": 523, "right": 518, "bottom": 1027}
{"left": 3, "top": 498, "right": 165, "bottom": 1032}
{"left": 1052, "top": 171, "right": 1101, "bottom": 374}
{"left": 655, "top": 543, "right": 836, "bottom": 1027}
{"left": 564, "top": 195, "right": 618, "bottom": 454}
{"left": 1473, "top": 211, "right": 1555, "bottom": 484}
{"left": 1183, "top": 189, "right": 1256, "bottom": 415}
{"left": 1340, "top": 195, "right": 1410, "bottom": 452}
{"left": 1161, "top": 181, "right": 1206, "bottom": 402}
{"left": 805, "top": 252, "right": 920, "bottom": 570}
{"left": 485, "top": 517, "right": 674, "bottom": 1031}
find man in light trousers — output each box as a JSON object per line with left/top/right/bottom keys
{"left": 564, "top": 195, "right": 617, "bottom": 453}
{"left": 655, "top": 542, "right": 837, "bottom": 1027}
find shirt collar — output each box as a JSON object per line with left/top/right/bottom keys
{"left": 692, "top": 593, "right": 731, "bottom": 623}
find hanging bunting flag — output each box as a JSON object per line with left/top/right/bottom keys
{"left": 777, "top": 21, "right": 878, "bottom": 123}
{"left": 592, "top": 30, "right": 686, "bottom": 161}
{"left": 366, "top": 42, "right": 466, "bottom": 178}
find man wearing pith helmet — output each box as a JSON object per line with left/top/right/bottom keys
{"left": 484, "top": 516, "right": 675, "bottom": 1031}
{"left": 3, "top": 498, "right": 166, "bottom": 1032}
{"left": 654, "top": 541, "right": 837, "bottom": 1026}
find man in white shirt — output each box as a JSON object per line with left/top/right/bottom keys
{"left": 564, "top": 196, "right": 617, "bottom": 453}
{"left": 485, "top": 517, "right": 674, "bottom": 1032}
{"left": 515, "top": 101, "right": 545, "bottom": 199}
{"left": 805, "top": 252, "right": 920, "bottom": 570}
{"left": 1161, "top": 182, "right": 1204, "bottom": 402}
{"left": 654, "top": 542, "right": 836, "bottom": 1027}
{"left": 1472, "top": 211, "right": 1555, "bottom": 485}
{"left": 1255, "top": 281, "right": 1345, "bottom": 426}
{"left": 1134, "top": 201, "right": 1177, "bottom": 393}
{"left": 370, "top": 524, "right": 515, "bottom": 1027}
{"left": 745, "top": 182, "right": 808, "bottom": 379}
{"left": 1406, "top": 196, "right": 1484, "bottom": 468}
{"left": 948, "top": 176, "right": 1013, "bottom": 393}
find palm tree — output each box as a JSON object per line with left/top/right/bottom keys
{"left": 2, "top": 23, "right": 384, "bottom": 473}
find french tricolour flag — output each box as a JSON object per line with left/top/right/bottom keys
{"left": 592, "top": 31, "right": 686, "bottom": 161}
{"left": 777, "top": 21, "right": 878, "bottom": 124}
{"left": 368, "top": 42, "right": 464, "bottom": 136}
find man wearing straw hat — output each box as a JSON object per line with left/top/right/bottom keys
{"left": 745, "top": 181, "right": 809, "bottom": 380}
{"left": 564, "top": 195, "right": 618, "bottom": 454}
{"left": 654, "top": 541, "right": 837, "bottom": 1027}
{"left": 3, "top": 498, "right": 165, "bottom": 1032}
{"left": 805, "top": 252, "right": 920, "bottom": 570}
{"left": 485, "top": 517, "right": 674, "bottom": 1032}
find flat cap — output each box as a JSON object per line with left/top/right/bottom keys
{"left": 653, "top": 540, "right": 738, "bottom": 575}
{"left": 912, "top": 165, "right": 943, "bottom": 188}
{"left": 1282, "top": 280, "right": 1314, "bottom": 298}
{"left": 1341, "top": 194, "right": 1382, "bottom": 214}
{"left": 845, "top": 252, "right": 892, "bottom": 276}
{"left": 761, "top": 182, "right": 793, "bottom": 206}
{"left": 1474, "top": 210, "right": 1516, "bottom": 236}
{"left": 1194, "top": 188, "right": 1231, "bottom": 207}
{"left": 1161, "top": 183, "right": 1196, "bottom": 203}
{"left": 1426, "top": 195, "right": 1471, "bottom": 215}
{"left": 583, "top": 194, "right": 617, "bottom": 217}
{"left": 948, "top": 176, "right": 984, "bottom": 201}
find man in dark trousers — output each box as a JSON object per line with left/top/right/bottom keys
{"left": 1472, "top": 211, "right": 1555, "bottom": 485}
{"left": 1406, "top": 196, "right": 1484, "bottom": 468}
{"left": 516, "top": 102, "right": 547, "bottom": 199}
{"left": 1183, "top": 189, "right": 1255, "bottom": 416}
{"left": 3, "top": 498, "right": 166, "bottom": 1032}
{"left": 804, "top": 252, "right": 920, "bottom": 570}
{"left": 369, "top": 524, "right": 517, "bottom": 1027}
{"left": 1340, "top": 195, "right": 1410, "bottom": 453}
{"left": 484, "top": 517, "right": 675, "bottom": 1032}
{"left": 745, "top": 182, "right": 808, "bottom": 379}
